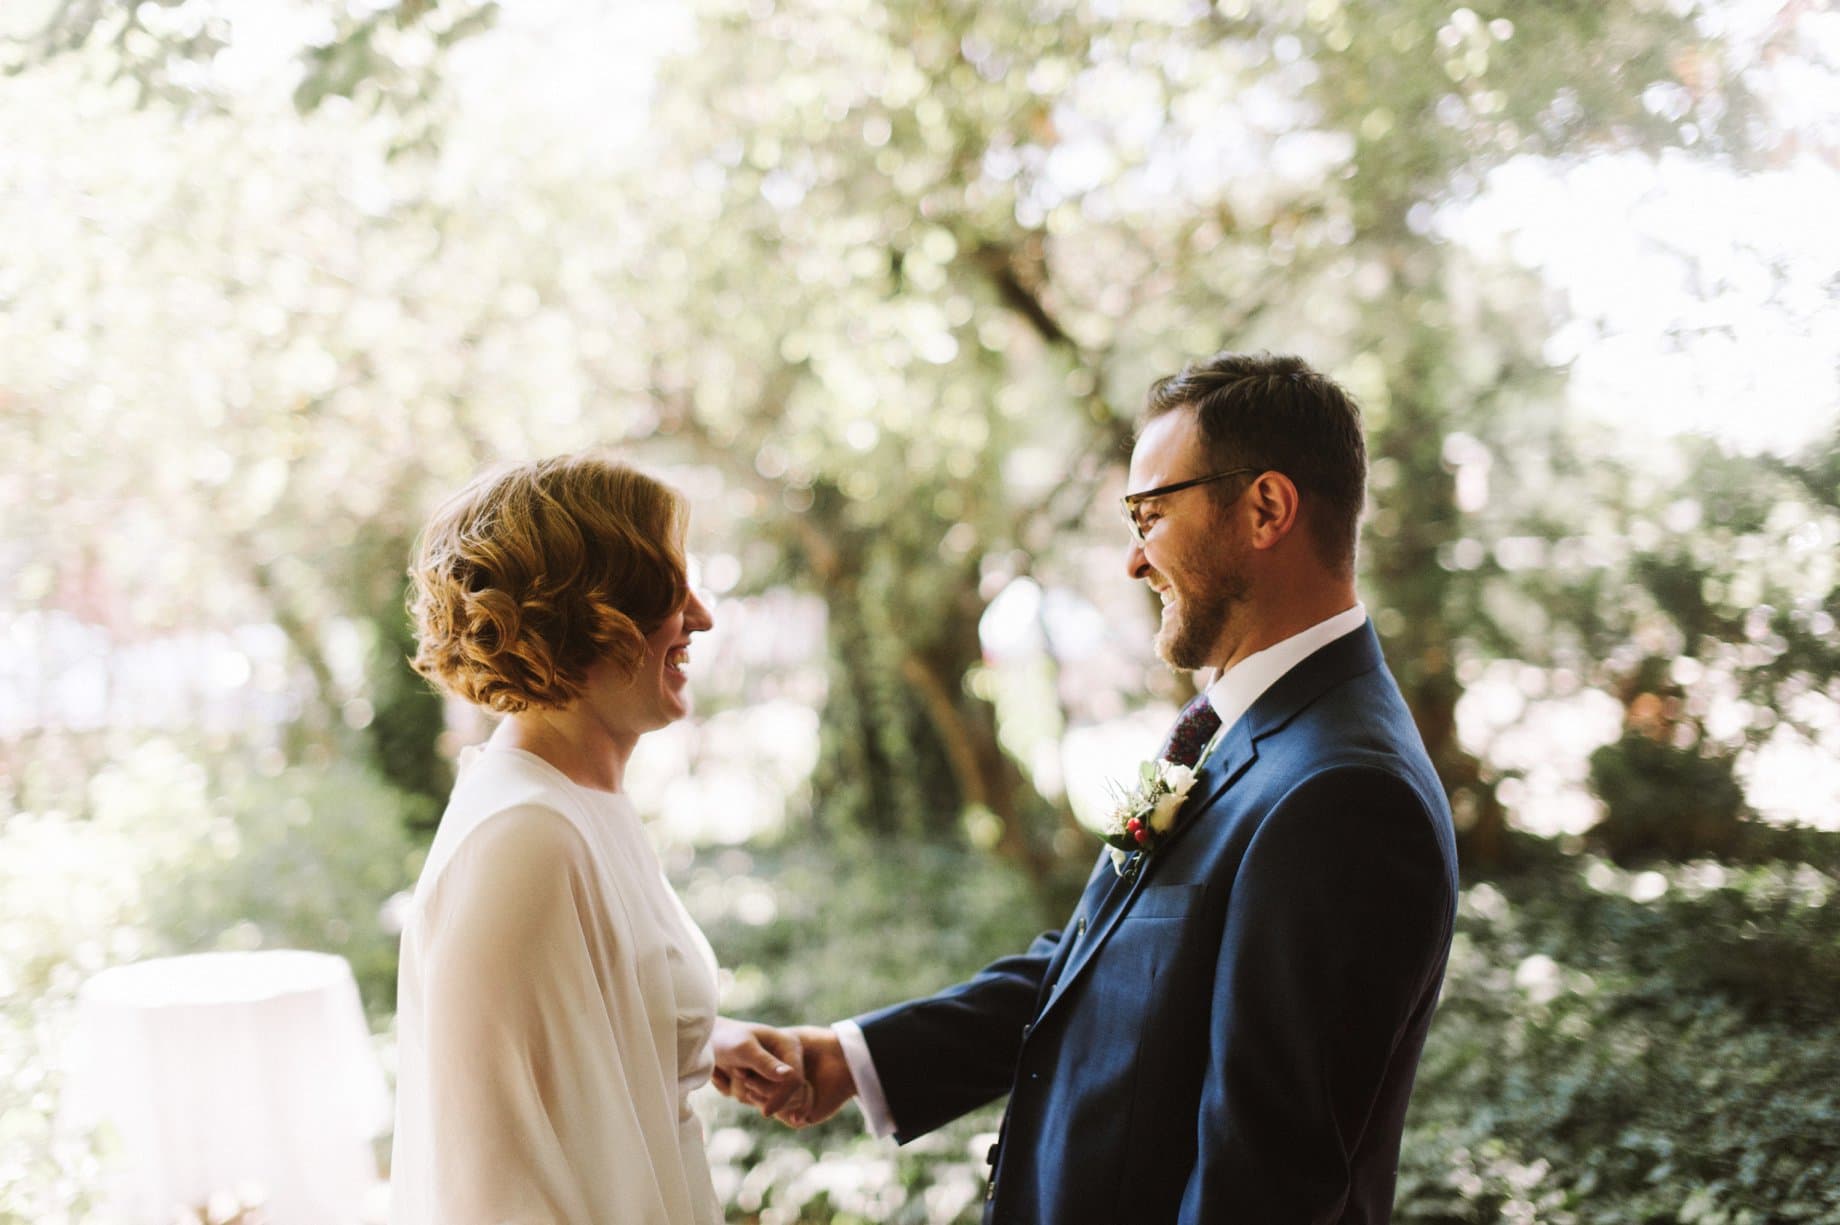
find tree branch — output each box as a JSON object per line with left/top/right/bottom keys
{"left": 646, "top": 359, "right": 846, "bottom": 584}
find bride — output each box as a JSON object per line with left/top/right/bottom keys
{"left": 390, "top": 452, "right": 805, "bottom": 1223}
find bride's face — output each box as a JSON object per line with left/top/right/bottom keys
{"left": 581, "top": 586, "right": 715, "bottom": 739}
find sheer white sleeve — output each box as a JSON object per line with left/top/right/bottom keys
{"left": 399, "top": 806, "right": 689, "bottom": 1224}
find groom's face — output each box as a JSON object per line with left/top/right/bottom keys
{"left": 1125, "top": 408, "right": 1252, "bottom": 671}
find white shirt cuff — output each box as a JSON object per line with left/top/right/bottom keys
{"left": 832, "top": 1020, "right": 897, "bottom": 1139}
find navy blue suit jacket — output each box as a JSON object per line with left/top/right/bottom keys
{"left": 855, "top": 623, "right": 1458, "bottom": 1224}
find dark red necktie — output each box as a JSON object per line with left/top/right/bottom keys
{"left": 1159, "top": 693, "right": 1222, "bottom": 768}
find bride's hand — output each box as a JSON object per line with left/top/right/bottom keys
{"left": 709, "top": 1017, "right": 810, "bottom": 1117}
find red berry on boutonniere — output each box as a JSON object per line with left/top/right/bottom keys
{"left": 1100, "top": 759, "right": 1204, "bottom": 875}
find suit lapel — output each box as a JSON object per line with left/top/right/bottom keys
{"left": 1035, "top": 725, "right": 1259, "bottom": 1024}
{"left": 1161, "top": 719, "right": 1257, "bottom": 847}
{"left": 1028, "top": 623, "right": 1387, "bottom": 1029}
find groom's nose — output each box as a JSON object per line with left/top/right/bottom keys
{"left": 1125, "top": 537, "right": 1150, "bottom": 580}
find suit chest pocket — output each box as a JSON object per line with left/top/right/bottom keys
{"left": 1125, "top": 883, "right": 1202, "bottom": 921}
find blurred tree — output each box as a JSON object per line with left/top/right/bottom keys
{"left": 598, "top": 0, "right": 1766, "bottom": 873}
{"left": 1, "top": 0, "right": 1808, "bottom": 886}
{"left": 344, "top": 526, "right": 452, "bottom": 813}
{"left": 3, "top": 0, "right": 496, "bottom": 137}
{"left": 1579, "top": 428, "right": 1840, "bottom": 861}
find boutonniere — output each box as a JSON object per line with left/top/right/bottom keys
{"left": 1100, "top": 760, "right": 1200, "bottom": 875}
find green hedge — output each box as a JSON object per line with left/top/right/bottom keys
{"left": 690, "top": 843, "right": 1840, "bottom": 1223}
{"left": 1396, "top": 855, "right": 1840, "bottom": 1223}
{"left": 9, "top": 749, "right": 1836, "bottom": 1223}
{"left": 0, "top": 747, "right": 425, "bottom": 1223}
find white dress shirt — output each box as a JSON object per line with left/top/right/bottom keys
{"left": 835, "top": 603, "right": 1369, "bottom": 1138}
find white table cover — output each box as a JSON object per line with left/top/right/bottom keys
{"left": 63, "top": 950, "right": 390, "bottom": 1225}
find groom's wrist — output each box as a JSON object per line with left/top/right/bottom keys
{"left": 832, "top": 1020, "right": 896, "bottom": 1138}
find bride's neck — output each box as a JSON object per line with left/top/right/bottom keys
{"left": 492, "top": 711, "right": 634, "bottom": 794}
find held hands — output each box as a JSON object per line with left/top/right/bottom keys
{"left": 709, "top": 1017, "right": 811, "bottom": 1118}
{"left": 709, "top": 1020, "right": 858, "bottom": 1128}
{"left": 775, "top": 1025, "right": 857, "bottom": 1128}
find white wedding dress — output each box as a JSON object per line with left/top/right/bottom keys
{"left": 391, "top": 745, "right": 723, "bottom": 1225}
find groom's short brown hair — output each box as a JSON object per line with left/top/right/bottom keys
{"left": 1141, "top": 351, "right": 1367, "bottom": 575}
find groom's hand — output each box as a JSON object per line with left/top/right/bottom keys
{"left": 709, "top": 1017, "right": 810, "bottom": 1117}
{"left": 771, "top": 1025, "right": 857, "bottom": 1128}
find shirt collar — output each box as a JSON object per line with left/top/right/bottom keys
{"left": 1202, "top": 602, "right": 1368, "bottom": 741}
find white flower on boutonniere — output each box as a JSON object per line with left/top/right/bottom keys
{"left": 1100, "top": 759, "right": 1201, "bottom": 874}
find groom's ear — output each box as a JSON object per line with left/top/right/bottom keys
{"left": 1242, "top": 471, "right": 1302, "bottom": 551}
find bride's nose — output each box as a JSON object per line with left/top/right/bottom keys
{"left": 684, "top": 590, "right": 715, "bottom": 633}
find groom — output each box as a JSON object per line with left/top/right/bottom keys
{"left": 722, "top": 351, "right": 1459, "bottom": 1223}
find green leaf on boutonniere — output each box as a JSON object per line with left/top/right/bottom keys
{"left": 1101, "top": 759, "right": 1204, "bottom": 875}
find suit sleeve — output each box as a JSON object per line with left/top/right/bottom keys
{"left": 1181, "top": 765, "right": 1455, "bottom": 1223}
{"left": 852, "top": 928, "right": 1062, "bottom": 1142}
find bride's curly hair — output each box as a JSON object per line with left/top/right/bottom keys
{"left": 408, "top": 452, "right": 689, "bottom": 713}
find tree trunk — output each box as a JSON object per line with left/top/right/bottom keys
{"left": 1365, "top": 331, "right": 1511, "bottom": 871}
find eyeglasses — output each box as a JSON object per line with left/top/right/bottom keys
{"left": 1119, "top": 468, "right": 1259, "bottom": 543}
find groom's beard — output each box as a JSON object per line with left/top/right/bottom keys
{"left": 1154, "top": 550, "right": 1251, "bottom": 672}
{"left": 1158, "top": 581, "right": 1244, "bottom": 670}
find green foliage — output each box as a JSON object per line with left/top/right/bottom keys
{"left": 9, "top": 758, "right": 1840, "bottom": 1221}
{"left": 2, "top": 3, "right": 1835, "bottom": 1219}
{"left": 687, "top": 840, "right": 1052, "bottom": 1030}
{"left": 141, "top": 763, "right": 429, "bottom": 1016}
{"left": 345, "top": 529, "right": 453, "bottom": 811}
{"left": 4, "top": 0, "right": 1823, "bottom": 878}
{"left": 809, "top": 557, "right": 967, "bottom": 843}
{"left": 0, "top": 0, "right": 231, "bottom": 109}
{"left": 0, "top": 744, "right": 193, "bottom": 1225}
{"left": 0, "top": 734, "right": 429, "bottom": 979}
{"left": 0, "top": 747, "right": 426, "bottom": 1219}
{"left": 681, "top": 840, "right": 1052, "bottom": 1223}
{"left": 682, "top": 841, "right": 1840, "bottom": 1223}
{"left": 1561, "top": 429, "right": 1840, "bottom": 858}
{"left": 1589, "top": 730, "right": 1746, "bottom": 861}
{"left": 1397, "top": 856, "right": 1840, "bottom": 1223}
{"left": 292, "top": 0, "right": 500, "bottom": 124}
